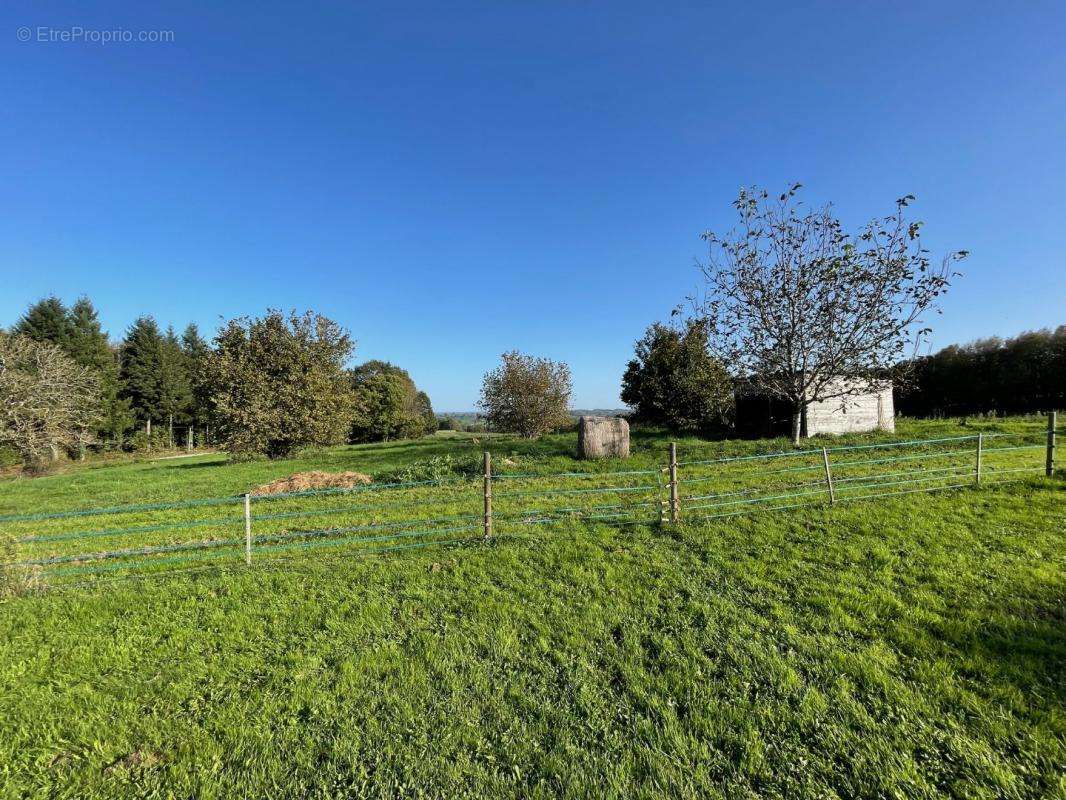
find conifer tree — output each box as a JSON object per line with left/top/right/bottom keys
{"left": 66, "top": 298, "right": 114, "bottom": 372}
{"left": 181, "top": 323, "right": 213, "bottom": 436}
{"left": 158, "top": 326, "right": 193, "bottom": 446}
{"left": 13, "top": 297, "right": 72, "bottom": 347}
{"left": 120, "top": 316, "right": 165, "bottom": 424}
{"left": 67, "top": 297, "right": 133, "bottom": 447}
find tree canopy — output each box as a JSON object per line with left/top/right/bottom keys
{"left": 897, "top": 326, "right": 1066, "bottom": 417}
{"left": 13, "top": 297, "right": 72, "bottom": 347}
{"left": 207, "top": 310, "right": 355, "bottom": 459}
{"left": 349, "top": 360, "right": 435, "bottom": 442}
{"left": 621, "top": 320, "right": 733, "bottom": 434}
{"left": 119, "top": 316, "right": 166, "bottom": 423}
{"left": 0, "top": 333, "right": 101, "bottom": 470}
{"left": 479, "top": 351, "right": 572, "bottom": 438}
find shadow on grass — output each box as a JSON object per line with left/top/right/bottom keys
{"left": 165, "top": 459, "right": 231, "bottom": 471}
{"left": 934, "top": 603, "right": 1066, "bottom": 704}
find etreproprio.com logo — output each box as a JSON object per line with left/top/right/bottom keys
{"left": 17, "top": 26, "right": 175, "bottom": 43}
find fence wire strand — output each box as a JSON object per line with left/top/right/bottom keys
{"left": 7, "top": 423, "right": 1055, "bottom": 584}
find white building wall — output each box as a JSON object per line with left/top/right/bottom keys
{"left": 805, "top": 381, "right": 895, "bottom": 435}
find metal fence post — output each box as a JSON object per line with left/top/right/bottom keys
{"left": 975, "top": 433, "right": 983, "bottom": 486}
{"left": 244, "top": 493, "right": 252, "bottom": 565}
{"left": 822, "top": 447, "right": 836, "bottom": 504}
{"left": 1048, "top": 411, "right": 1057, "bottom": 477}
{"left": 669, "top": 442, "right": 679, "bottom": 525}
{"left": 483, "top": 451, "right": 493, "bottom": 541}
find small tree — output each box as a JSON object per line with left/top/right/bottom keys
{"left": 0, "top": 334, "right": 101, "bottom": 471}
{"left": 207, "top": 310, "right": 354, "bottom": 459}
{"left": 479, "top": 351, "right": 572, "bottom": 438}
{"left": 696, "top": 185, "right": 967, "bottom": 443}
{"left": 621, "top": 319, "right": 733, "bottom": 434}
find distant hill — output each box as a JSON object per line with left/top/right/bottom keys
{"left": 437, "top": 409, "right": 629, "bottom": 425}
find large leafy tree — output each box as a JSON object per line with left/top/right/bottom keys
{"left": 696, "top": 184, "right": 967, "bottom": 443}
{"left": 349, "top": 361, "right": 435, "bottom": 442}
{"left": 479, "top": 351, "right": 572, "bottom": 438}
{"left": 350, "top": 368, "right": 408, "bottom": 442}
{"left": 414, "top": 391, "right": 436, "bottom": 437}
{"left": 621, "top": 319, "right": 733, "bottom": 434}
{"left": 0, "top": 333, "right": 101, "bottom": 471}
{"left": 207, "top": 310, "right": 355, "bottom": 459}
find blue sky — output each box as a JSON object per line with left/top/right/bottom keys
{"left": 2, "top": 2, "right": 1064, "bottom": 410}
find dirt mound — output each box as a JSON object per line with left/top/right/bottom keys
{"left": 251, "top": 470, "right": 372, "bottom": 496}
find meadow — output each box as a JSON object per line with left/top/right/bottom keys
{"left": 0, "top": 416, "right": 1063, "bottom": 798}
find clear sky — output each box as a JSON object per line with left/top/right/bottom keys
{"left": 2, "top": 2, "right": 1064, "bottom": 410}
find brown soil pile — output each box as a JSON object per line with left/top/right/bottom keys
{"left": 251, "top": 470, "right": 372, "bottom": 496}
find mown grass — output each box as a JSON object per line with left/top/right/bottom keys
{"left": 0, "top": 417, "right": 1063, "bottom": 798}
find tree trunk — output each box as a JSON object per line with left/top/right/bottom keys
{"left": 790, "top": 404, "right": 803, "bottom": 445}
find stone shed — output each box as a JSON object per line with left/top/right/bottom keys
{"left": 804, "top": 380, "right": 895, "bottom": 435}
{"left": 735, "top": 379, "right": 895, "bottom": 438}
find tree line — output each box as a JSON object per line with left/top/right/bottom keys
{"left": 1, "top": 298, "right": 439, "bottom": 468}
{"left": 896, "top": 327, "right": 1065, "bottom": 417}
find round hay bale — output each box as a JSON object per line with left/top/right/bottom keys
{"left": 577, "top": 416, "right": 630, "bottom": 459}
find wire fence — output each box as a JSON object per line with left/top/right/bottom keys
{"left": 3, "top": 415, "right": 1060, "bottom": 587}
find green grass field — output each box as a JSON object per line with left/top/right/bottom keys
{"left": 0, "top": 417, "right": 1063, "bottom": 798}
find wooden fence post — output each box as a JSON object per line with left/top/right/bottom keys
{"left": 669, "top": 442, "right": 679, "bottom": 525}
{"left": 1048, "top": 411, "right": 1057, "bottom": 477}
{"left": 187, "top": 426, "right": 194, "bottom": 452}
{"left": 975, "top": 433, "right": 983, "bottom": 486}
{"left": 822, "top": 447, "right": 836, "bottom": 504}
{"left": 244, "top": 493, "right": 252, "bottom": 565}
{"left": 483, "top": 451, "right": 493, "bottom": 541}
